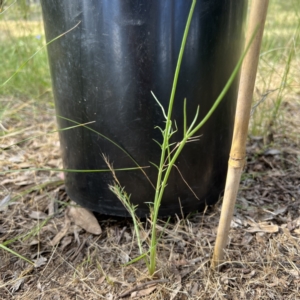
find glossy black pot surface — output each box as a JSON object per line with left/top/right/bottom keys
{"left": 41, "top": 0, "right": 247, "bottom": 217}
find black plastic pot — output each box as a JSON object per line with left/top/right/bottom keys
{"left": 41, "top": 0, "right": 247, "bottom": 217}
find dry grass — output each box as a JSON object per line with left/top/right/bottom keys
{"left": 0, "top": 97, "right": 300, "bottom": 299}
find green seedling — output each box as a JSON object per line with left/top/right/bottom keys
{"left": 106, "top": 0, "right": 255, "bottom": 275}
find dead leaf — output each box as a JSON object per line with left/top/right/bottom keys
{"left": 17, "top": 162, "right": 32, "bottom": 169}
{"left": 27, "top": 238, "right": 40, "bottom": 246}
{"left": 231, "top": 217, "right": 245, "bottom": 228}
{"left": 123, "top": 231, "right": 132, "bottom": 243}
{"left": 95, "top": 276, "right": 105, "bottom": 285}
{"left": 242, "top": 270, "right": 256, "bottom": 278}
{"left": 33, "top": 256, "right": 47, "bottom": 268}
{"left": 73, "top": 225, "right": 81, "bottom": 245}
{"left": 172, "top": 257, "right": 189, "bottom": 266}
{"left": 10, "top": 278, "right": 24, "bottom": 293}
{"left": 273, "top": 206, "right": 288, "bottom": 215}
{"left": 120, "top": 252, "right": 130, "bottom": 264}
{"left": 131, "top": 285, "right": 157, "bottom": 298}
{"left": 237, "top": 197, "right": 249, "bottom": 210}
{"left": 8, "top": 155, "right": 24, "bottom": 163}
{"left": 259, "top": 223, "right": 279, "bottom": 233}
{"left": 50, "top": 214, "right": 71, "bottom": 246}
{"left": 60, "top": 236, "right": 73, "bottom": 251}
{"left": 139, "top": 229, "right": 150, "bottom": 242}
{"left": 241, "top": 234, "right": 253, "bottom": 245}
{"left": 190, "top": 282, "right": 199, "bottom": 296}
{"left": 174, "top": 273, "right": 182, "bottom": 284}
{"left": 105, "top": 293, "right": 113, "bottom": 300}
{"left": 246, "top": 222, "right": 279, "bottom": 233}
{"left": 288, "top": 269, "right": 299, "bottom": 278}
{"left": 47, "top": 199, "right": 58, "bottom": 216}
{"left": 230, "top": 220, "right": 241, "bottom": 228}
{"left": 0, "top": 194, "right": 11, "bottom": 211}
{"left": 170, "top": 283, "right": 182, "bottom": 300}
{"left": 41, "top": 224, "right": 57, "bottom": 235}
{"left": 14, "top": 180, "right": 35, "bottom": 186}
{"left": 262, "top": 206, "right": 288, "bottom": 220}
{"left": 67, "top": 206, "right": 102, "bottom": 235}
{"left": 46, "top": 159, "right": 60, "bottom": 167}
{"left": 28, "top": 210, "right": 48, "bottom": 220}
{"left": 246, "top": 226, "right": 262, "bottom": 233}
{"left": 264, "top": 149, "right": 281, "bottom": 156}
{"left": 220, "top": 276, "right": 229, "bottom": 284}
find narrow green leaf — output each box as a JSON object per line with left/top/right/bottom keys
{"left": 56, "top": 115, "right": 155, "bottom": 189}
{"left": 2, "top": 121, "right": 95, "bottom": 149}
{"left": 0, "top": 166, "right": 146, "bottom": 175}
{"left": 186, "top": 105, "right": 200, "bottom": 134}
{"left": 149, "top": 161, "right": 159, "bottom": 170}
{"left": 122, "top": 251, "right": 149, "bottom": 267}
{"left": 151, "top": 91, "right": 167, "bottom": 120}
{"left": 0, "top": 243, "right": 34, "bottom": 265}
{"left": 183, "top": 98, "right": 187, "bottom": 137}
{"left": 152, "top": 139, "right": 162, "bottom": 148}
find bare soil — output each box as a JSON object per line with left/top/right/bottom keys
{"left": 1, "top": 96, "right": 300, "bottom": 299}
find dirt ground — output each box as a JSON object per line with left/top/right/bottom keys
{"left": 0, "top": 95, "right": 300, "bottom": 299}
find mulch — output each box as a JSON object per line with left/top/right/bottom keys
{"left": 0, "top": 97, "right": 300, "bottom": 299}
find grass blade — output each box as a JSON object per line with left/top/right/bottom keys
{"left": 0, "top": 243, "right": 34, "bottom": 265}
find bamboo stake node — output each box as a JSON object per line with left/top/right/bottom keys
{"left": 212, "top": 0, "right": 269, "bottom": 269}
{"left": 228, "top": 156, "right": 245, "bottom": 169}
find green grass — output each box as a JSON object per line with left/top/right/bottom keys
{"left": 251, "top": 0, "right": 300, "bottom": 136}
{"left": 0, "top": 2, "right": 51, "bottom": 100}
{"left": 0, "top": 34, "right": 51, "bottom": 99}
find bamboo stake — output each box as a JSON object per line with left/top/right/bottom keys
{"left": 212, "top": 0, "right": 269, "bottom": 268}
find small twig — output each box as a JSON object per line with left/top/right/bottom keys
{"left": 70, "top": 237, "right": 87, "bottom": 261}
{"left": 261, "top": 156, "right": 274, "bottom": 169}
{"left": 118, "top": 279, "right": 169, "bottom": 298}
{"left": 116, "top": 226, "right": 127, "bottom": 245}
{"left": 188, "top": 256, "right": 205, "bottom": 265}
{"left": 251, "top": 88, "right": 278, "bottom": 116}
{"left": 173, "top": 164, "right": 199, "bottom": 200}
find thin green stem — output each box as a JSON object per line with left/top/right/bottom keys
{"left": 183, "top": 98, "right": 187, "bottom": 137}
{"left": 149, "top": 0, "right": 197, "bottom": 275}
{"left": 157, "top": 26, "right": 258, "bottom": 215}
{"left": 57, "top": 115, "right": 155, "bottom": 189}
{"left": 0, "top": 167, "right": 144, "bottom": 175}
{"left": 149, "top": 13, "right": 258, "bottom": 276}
{"left": 3, "top": 121, "right": 95, "bottom": 148}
